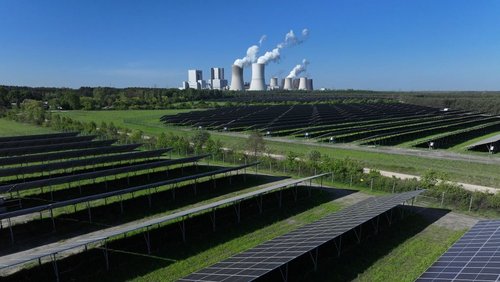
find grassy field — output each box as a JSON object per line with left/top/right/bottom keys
{"left": 0, "top": 119, "right": 55, "bottom": 136}
{"left": 54, "top": 110, "right": 500, "bottom": 188}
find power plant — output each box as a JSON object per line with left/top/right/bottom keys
{"left": 230, "top": 65, "right": 244, "bottom": 91}
{"left": 181, "top": 28, "right": 314, "bottom": 92}
{"left": 181, "top": 68, "right": 228, "bottom": 90}
{"left": 249, "top": 63, "right": 266, "bottom": 91}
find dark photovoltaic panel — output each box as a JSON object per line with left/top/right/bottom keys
{"left": 0, "top": 165, "right": 316, "bottom": 272}
{"left": 0, "top": 135, "right": 96, "bottom": 149}
{"left": 180, "top": 190, "right": 424, "bottom": 282}
{"left": 417, "top": 220, "right": 500, "bottom": 282}
{"left": 467, "top": 134, "right": 500, "bottom": 150}
{"left": 0, "top": 154, "right": 209, "bottom": 193}
{"left": 0, "top": 132, "right": 78, "bottom": 143}
{"left": 0, "top": 140, "right": 116, "bottom": 157}
{"left": 0, "top": 143, "right": 141, "bottom": 167}
{"left": 0, "top": 162, "right": 260, "bottom": 221}
{"left": 0, "top": 148, "right": 171, "bottom": 178}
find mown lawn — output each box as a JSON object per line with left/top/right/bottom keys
{"left": 0, "top": 119, "right": 55, "bottom": 136}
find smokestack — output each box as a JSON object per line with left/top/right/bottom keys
{"left": 230, "top": 65, "right": 244, "bottom": 91}
{"left": 298, "top": 77, "right": 308, "bottom": 90}
{"left": 249, "top": 63, "right": 266, "bottom": 91}
{"left": 306, "top": 78, "right": 313, "bottom": 91}
{"left": 270, "top": 77, "right": 279, "bottom": 89}
{"left": 283, "top": 77, "right": 293, "bottom": 90}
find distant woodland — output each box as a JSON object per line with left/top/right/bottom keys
{"left": 0, "top": 85, "right": 499, "bottom": 115}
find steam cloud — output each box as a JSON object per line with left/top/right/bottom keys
{"left": 233, "top": 45, "right": 259, "bottom": 68}
{"left": 257, "top": 28, "right": 309, "bottom": 65}
{"left": 259, "top": 35, "right": 267, "bottom": 46}
{"left": 287, "top": 59, "right": 309, "bottom": 78}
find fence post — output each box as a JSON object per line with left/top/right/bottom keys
{"left": 468, "top": 195, "right": 473, "bottom": 212}
{"left": 370, "top": 178, "right": 373, "bottom": 191}
{"left": 392, "top": 181, "right": 396, "bottom": 194}
{"left": 330, "top": 171, "right": 333, "bottom": 183}
{"left": 350, "top": 175, "right": 353, "bottom": 187}
{"left": 440, "top": 192, "right": 445, "bottom": 208}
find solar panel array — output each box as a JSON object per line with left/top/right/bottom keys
{"left": 0, "top": 132, "right": 78, "bottom": 143}
{"left": 0, "top": 148, "right": 171, "bottom": 178}
{"left": 417, "top": 220, "right": 500, "bottom": 282}
{"left": 0, "top": 154, "right": 208, "bottom": 193}
{"left": 0, "top": 172, "right": 315, "bottom": 271}
{"left": 180, "top": 190, "right": 423, "bottom": 282}
{"left": 0, "top": 139, "right": 116, "bottom": 157}
{"left": 0, "top": 143, "right": 141, "bottom": 167}
{"left": 0, "top": 162, "right": 256, "bottom": 221}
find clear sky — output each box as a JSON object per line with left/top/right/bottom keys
{"left": 1, "top": 0, "right": 499, "bottom": 90}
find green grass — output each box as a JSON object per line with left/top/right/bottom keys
{"left": 304, "top": 214, "right": 466, "bottom": 282}
{"left": 355, "top": 225, "right": 464, "bottom": 281}
{"left": 54, "top": 110, "right": 500, "bottom": 188}
{"left": 0, "top": 119, "right": 55, "bottom": 136}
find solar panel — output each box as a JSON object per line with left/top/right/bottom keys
{"left": 0, "top": 148, "right": 171, "bottom": 178}
{"left": 0, "top": 162, "right": 259, "bottom": 221}
{"left": 0, "top": 144, "right": 141, "bottom": 167}
{"left": 0, "top": 140, "right": 116, "bottom": 157}
{"left": 0, "top": 132, "right": 78, "bottom": 143}
{"left": 0, "top": 154, "right": 208, "bottom": 193}
{"left": 0, "top": 135, "right": 96, "bottom": 149}
{"left": 417, "top": 220, "right": 500, "bottom": 282}
{"left": 0, "top": 166, "right": 320, "bottom": 274}
{"left": 180, "top": 190, "right": 423, "bottom": 282}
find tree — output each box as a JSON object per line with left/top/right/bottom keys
{"left": 247, "top": 130, "right": 266, "bottom": 158}
{"left": 157, "top": 132, "right": 169, "bottom": 149}
{"left": 191, "top": 130, "right": 210, "bottom": 154}
{"left": 307, "top": 150, "right": 321, "bottom": 162}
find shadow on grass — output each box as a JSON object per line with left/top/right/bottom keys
{"left": 3, "top": 186, "right": 356, "bottom": 282}
{"left": 286, "top": 207, "right": 452, "bottom": 282}
{"left": 0, "top": 170, "right": 286, "bottom": 254}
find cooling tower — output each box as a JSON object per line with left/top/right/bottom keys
{"left": 306, "top": 78, "right": 313, "bottom": 91}
{"left": 298, "top": 77, "right": 308, "bottom": 90}
{"left": 270, "top": 77, "right": 279, "bottom": 89}
{"left": 249, "top": 63, "right": 266, "bottom": 91}
{"left": 230, "top": 65, "right": 244, "bottom": 91}
{"left": 283, "top": 77, "right": 293, "bottom": 90}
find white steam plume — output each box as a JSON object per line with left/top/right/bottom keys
{"left": 233, "top": 45, "right": 259, "bottom": 68}
{"left": 287, "top": 59, "right": 309, "bottom": 78}
{"left": 257, "top": 28, "right": 309, "bottom": 65}
{"left": 259, "top": 35, "right": 267, "bottom": 46}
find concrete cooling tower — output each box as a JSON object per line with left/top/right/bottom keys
{"left": 230, "top": 65, "right": 244, "bottom": 91}
{"left": 298, "top": 77, "right": 308, "bottom": 90}
{"left": 283, "top": 77, "right": 293, "bottom": 90}
{"left": 306, "top": 78, "right": 313, "bottom": 91}
{"left": 249, "top": 63, "right": 266, "bottom": 91}
{"left": 269, "top": 77, "right": 279, "bottom": 90}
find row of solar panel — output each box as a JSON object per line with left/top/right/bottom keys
{"left": 180, "top": 190, "right": 423, "bottom": 281}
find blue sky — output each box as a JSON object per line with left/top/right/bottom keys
{"left": 1, "top": 0, "right": 499, "bottom": 90}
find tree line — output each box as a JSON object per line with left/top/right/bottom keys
{"left": 0, "top": 86, "right": 229, "bottom": 111}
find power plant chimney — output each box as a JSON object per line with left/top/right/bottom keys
{"left": 249, "top": 63, "right": 266, "bottom": 91}
{"left": 298, "top": 77, "right": 308, "bottom": 90}
{"left": 270, "top": 77, "right": 279, "bottom": 90}
{"left": 306, "top": 78, "right": 313, "bottom": 91}
{"left": 230, "top": 65, "right": 244, "bottom": 91}
{"left": 283, "top": 77, "right": 293, "bottom": 90}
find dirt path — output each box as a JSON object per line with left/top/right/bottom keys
{"left": 363, "top": 168, "right": 499, "bottom": 194}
